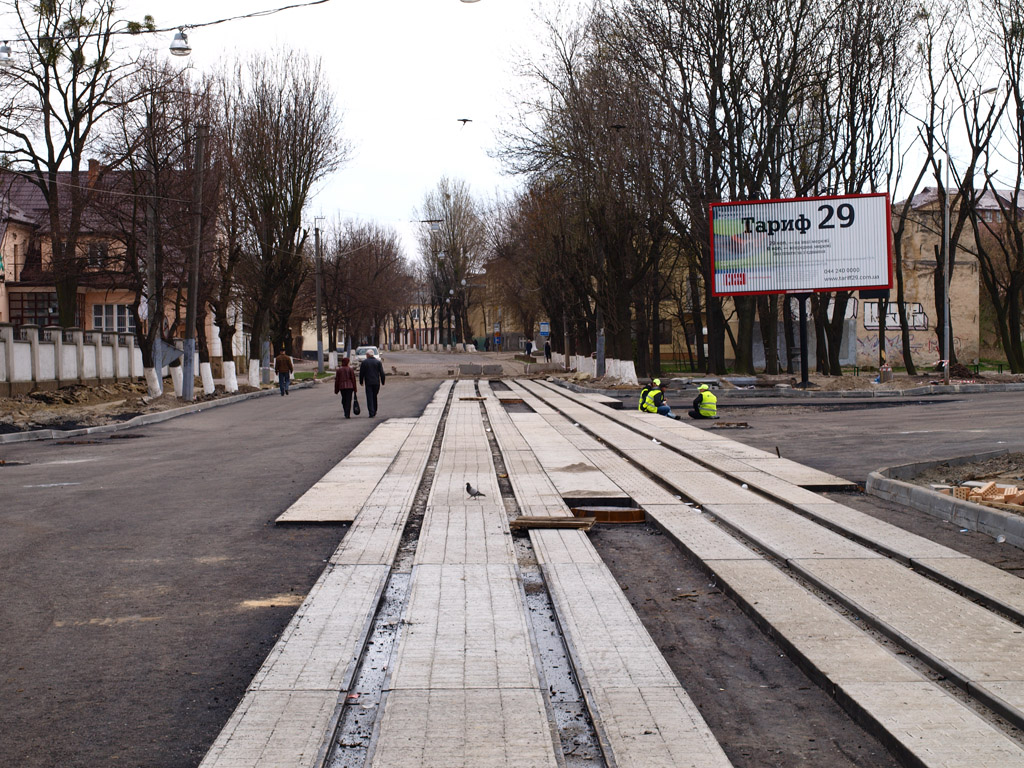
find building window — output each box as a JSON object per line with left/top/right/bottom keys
{"left": 92, "top": 303, "right": 135, "bottom": 333}
{"left": 9, "top": 292, "right": 60, "bottom": 327}
{"left": 87, "top": 242, "right": 109, "bottom": 268}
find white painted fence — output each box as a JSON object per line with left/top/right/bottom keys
{"left": 0, "top": 323, "right": 143, "bottom": 388}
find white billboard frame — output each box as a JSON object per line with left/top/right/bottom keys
{"left": 710, "top": 192, "right": 893, "bottom": 296}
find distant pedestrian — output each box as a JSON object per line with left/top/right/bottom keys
{"left": 274, "top": 348, "right": 293, "bottom": 396}
{"left": 688, "top": 384, "right": 718, "bottom": 419}
{"left": 544, "top": 340, "right": 551, "bottom": 363}
{"left": 639, "top": 378, "right": 680, "bottom": 420}
{"left": 334, "top": 356, "right": 358, "bottom": 418}
{"left": 358, "top": 348, "right": 386, "bottom": 417}
{"left": 524, "top": 339, "right": 533, "bottom": 358}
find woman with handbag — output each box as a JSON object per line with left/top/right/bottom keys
{"left": 334, "top": 357, "right": 359, "bottom": 418}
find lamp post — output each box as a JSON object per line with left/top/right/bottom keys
{"left": 314, "top": 216, "right": 325, "bottom": 374}
{"left": 943, "top": 86, "right": 997, "bottom": 384}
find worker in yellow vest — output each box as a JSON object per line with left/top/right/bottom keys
{"left": 688, "top": 383, "right": 718, "bottom": 419}
{"left": 639, "top": 378, "right": 681, "bottom": 420}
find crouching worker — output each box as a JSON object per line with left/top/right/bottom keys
{"left": 688, "top": 383, "right": 718, "bottom": 419}
{"left": 639, "top": 378, "right": 681, "bottom": 420}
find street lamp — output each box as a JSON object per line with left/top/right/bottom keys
{"left": 314, "top": 216, "right": 325, "bottom": 374}
{"left": 943, "top": 85, "right": 998, "bottom": 384}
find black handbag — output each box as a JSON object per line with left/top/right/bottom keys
{"left": 353, "top": 393, "right": 361, "bottom": 415}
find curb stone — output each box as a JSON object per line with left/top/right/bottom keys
{"left": 0, "top": 380, "right": 315, "bottom": 445}
{"left": 865, "top": 449, "right": 1024, "bottom": 550}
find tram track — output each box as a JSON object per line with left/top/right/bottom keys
{"left": 512, "top": 378, "right": 1024, "bottom": 755}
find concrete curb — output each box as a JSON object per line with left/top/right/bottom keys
{"left": 551, "top": 377, "right": 1024, "bottom": 400}
{"left": 0, "top": 380, "right": 316, "bottom": 445}
{"left": 865, "top": 449, "right": 1024, "bottom": 549}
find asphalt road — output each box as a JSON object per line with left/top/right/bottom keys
{"left": 0, "top": 373, "right": 442, "bottom": 768}
{"left": 714, "top": 390, "right": 1024, "bottom": 482}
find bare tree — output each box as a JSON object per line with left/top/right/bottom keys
{"left": 0, "top": 0, "right": 154, "bottom": 325}
{"left": 224, "top": 48, "right": 348, "bottom": 385}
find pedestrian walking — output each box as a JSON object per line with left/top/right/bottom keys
{"left": 524, "top": 339, "right": 533, "bottom": 358}
{"left": 688, "top": 383, "right": 718, "bottom": 419}
{"left": 544, "top": 340, "right": 551, "bottom": 363}
{"left": 358, "top": 348, "right": 386, "bottom": 417}
{"left": 334, "top": 356, "right": 358, "bottom": 418}
{"left": 639, "top": 378, "right": 680, "bottom": 420}
{"left": 274, "top": 348, "right": 293, "bottom": 396}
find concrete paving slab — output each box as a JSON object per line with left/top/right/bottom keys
{"left": 369, "top": 688, "right": 560, "bottom": 768}
{"left": 414, "top": 504, "right": 516, "bottom": 565}
{"left": 388, "top": 564, "right": 538, "bottom": 690}
{"left": 703, "top": 503, "right": 883, "bottom": 560}
{"left": 643, "top": 505, "right": 763, "bottom": 561}
{"left": 794, "top": 555, "right": 1024, "bottom": 727}
{"left": 836, "top": 681, "right": 1024, "bottom": 768}
{"left": 251, "top": 564, "right": 390, "bottom": 692}
{"left": 529, "top": 528, "right": 605, "bottom": 566}
{"left": 914, "top": 557, "right": 1024, "bottom": 616}
{"left": 796, "top": 503, "right": 963, "bottom": 560}
{"left": 591, "top": 685, "right": 733, "bottom": 768}
{"left": 276, "top": 419, "right": 415, "bottom": 523}
{"left": 200, "top": 689, "right": 339, "bottom": 768}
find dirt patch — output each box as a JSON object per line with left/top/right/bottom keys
{"left": 589, "top": 523, "right": 901, "bottom": 768}
{"left": 913, "top": 453, "right": 1024, "bottom": 487}
{"left": 0, "top": 380, "right": 260, "bottom": 433}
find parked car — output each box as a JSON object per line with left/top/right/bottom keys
{"left": 353, "top": 345, "right": 381, "bottom": 368}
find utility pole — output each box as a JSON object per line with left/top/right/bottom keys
{"left": 182, "top": 123, "right": 206, "bottom": 401}
{"left": 314, "top": 218, "right": 324, "bottom": 374}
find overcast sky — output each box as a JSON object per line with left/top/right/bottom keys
{"left": 121, "top": 0, "right": 565, "bottom": 259}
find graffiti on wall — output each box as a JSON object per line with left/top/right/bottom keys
{"left": 862, "top": 301, "right": 929, "bottom": 331}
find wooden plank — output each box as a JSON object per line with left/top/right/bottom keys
{"left": 509, "top": 516, "right": 596, "bottom": 531}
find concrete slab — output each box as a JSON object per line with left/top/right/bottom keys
{"left": 703, "top": 503, "right": 883, "bottom": 560}
{"left": 388, "top": 564, "right": 538, "bottom": 690}
{"left": 276, "top": 419, "right": 415, "bottom": 523}
{"left": 369, "top": 688, "right": 560, "bottom": 768}
{"left": 414, "top": 504, "right": 516, "bottom": 565}
{"left": 643, "top": 505, "right": 762, "bottom": 561}
{"left": 200, "top": 689, "right": 339, "bottom": 768}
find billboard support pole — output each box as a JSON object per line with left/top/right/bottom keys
{"left": 796, "top": 293, "right": 812, "bottom": 389}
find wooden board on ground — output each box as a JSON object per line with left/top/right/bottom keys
{"left": 510, "top": 516, "right": 597, "bottom": 531}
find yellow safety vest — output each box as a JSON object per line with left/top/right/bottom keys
{"left": 638, "top": 387, "right": 650, "bottom": 411}
{"left": 641, "top": 388, "right": 663, "bottom": 413}
{"left": 698, "top": 390, "right": 717, "bottom": 418}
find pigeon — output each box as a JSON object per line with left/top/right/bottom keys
{"left": 466, "top": 482, "right": 486, "bottom": 499}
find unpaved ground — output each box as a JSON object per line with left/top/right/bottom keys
{"left": 912, "top": 452, "right": 1024, "bottom": 487}
{"left": 590, "top": 523, "right": 902, "bottom": 768}
{"left": 0, "top": 380, "right": 260, "bottom": 433}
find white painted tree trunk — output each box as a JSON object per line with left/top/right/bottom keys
{"left": 248, "top": 359, "right": 260, "bottom": 388}
{"left": 328, "top": 350, "right": 338, "bottom": 370}
{"left": 200, "top": 362, "right": 216, "bottom": 395}
{"left": 143, "top": 367, "right": 163, "bottom": 397}
{"left": 223, "top": 361, "right": 238, "bottom": 393}
{"left": 170, "top": 366, "right": 183, "bottom": 397}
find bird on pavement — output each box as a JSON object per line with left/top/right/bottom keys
{"left": 466, "top": 482, "right": 486, "bottom": 499}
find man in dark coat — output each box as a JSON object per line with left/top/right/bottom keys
{"left": 274, "top": 348, "right": 293, "bottom": 396}
{"left": 358, "top": 349, "right": 386, "bottom": 417}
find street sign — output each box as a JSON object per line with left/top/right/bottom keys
{"left": 493, "top": 322, "right": 500, "bottom": 333}
{"left": 539, "top": 321, "right": 550, "bottom": 337}
{"left": 710, "top": 193, "right": 892, "bottom": 296}
{"left": 494, "top": 336, "right": 501, "bottom": 345}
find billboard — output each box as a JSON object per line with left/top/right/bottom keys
{"left": 710, "top": 193, "right": 892, "bottom": 296}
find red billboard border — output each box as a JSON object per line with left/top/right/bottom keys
{"left": 709, "top": 192, "right": 894, "bottom": 297}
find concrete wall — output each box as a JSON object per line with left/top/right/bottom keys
{"left": 0, "top": 323, "right": 144, "bottom": 396}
